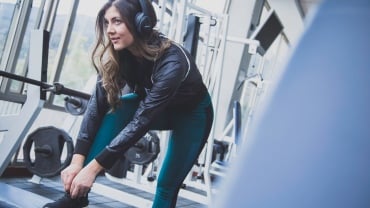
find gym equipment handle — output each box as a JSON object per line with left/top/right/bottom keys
{"left": 0, "top": 70, "right": 91, "bottom": 100}
{"left": 34, "top": 145, "right": 53, "bottom": 156}
{"left": 64, "top": 96, "right": 82, "bottom": 107}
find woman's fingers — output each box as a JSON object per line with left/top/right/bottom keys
{"left": 60, "top": 164, "right": 82, "bottom": 192}
{"left": 63, "top": 175, "right": 73, "bottom": 192}
{"left": 70, "top": 182, "right": 90, "bottom": 198}
{"left": 69, "top": 168, "right": 95, "bottom": 198}
{"left": 70, "top": 180, "right": 91, "bottom": 198}
{"left": 61, "top": 170, "right": 72, "bottom": 192}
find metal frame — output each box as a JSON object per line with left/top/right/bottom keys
{"left": 17, "top": 0, "right": 49, "bottom": 99}
{"left": 0, "top": 30, "right": 48, "bottom": 176}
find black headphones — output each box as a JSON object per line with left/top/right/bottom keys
{"left": 135, "top": 0, "right": 153, "bottom": 37}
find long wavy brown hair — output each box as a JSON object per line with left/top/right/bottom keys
{"left": 91, "top": 0, "right": 171, "bottom": 110}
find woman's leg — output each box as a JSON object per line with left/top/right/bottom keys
{"left": 83, "top": 92, "right": 213, "bottom": 208}
{"left": 152, "top": 94, "right": 214, "bottom": 208}
{"left": 84, "top": 93, "right": 140, "bottom": 165}
{"left": 84, "top": 92, "right": 170, "bottom": 164}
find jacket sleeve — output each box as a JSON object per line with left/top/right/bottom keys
{"left": 74, "top": 75, "right": 110, "bottom": 156}
{"left": 95, "top": 53, "right": 189, "bottom": 169}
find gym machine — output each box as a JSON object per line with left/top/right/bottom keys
{"left": 0, "top": 29, "right": 89, "bottom": 178}
{"left": 0, "top": 30, "right": 50, "bottom": 177}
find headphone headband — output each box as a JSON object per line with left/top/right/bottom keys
{"left": 139, "top": 0, "right": 150, "bottom": 19}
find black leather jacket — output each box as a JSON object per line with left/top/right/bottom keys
{"left": 74, "top": 42, "right": 208, "bottom": 169}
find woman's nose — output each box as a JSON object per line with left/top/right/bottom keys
{"left": 106, "top": 24, "right": 114, "bottom": 34}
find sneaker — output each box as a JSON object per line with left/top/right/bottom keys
{"left": 43, "top": 192, "right": 89, "bottom": 208}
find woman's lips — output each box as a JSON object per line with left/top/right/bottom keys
{"left": 111, "top": 37, "right": 119, "bottom": 44}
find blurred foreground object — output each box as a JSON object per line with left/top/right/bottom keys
{"left": 214, "top": 0, "right": 370, "bottom": 207}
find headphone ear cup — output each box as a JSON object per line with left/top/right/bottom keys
{"left": 135, "top": 12, "right": 152, "bottom": 37}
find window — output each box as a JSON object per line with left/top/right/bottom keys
{"left": 10, "top": 0, "right": 43, "bottom": 93}
{"left": 0, "top": 0, "right": 16, "bottom": 64}
{"left": 53, "top": 0, "right": 106, "bottom": 107}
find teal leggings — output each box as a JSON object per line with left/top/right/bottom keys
{"left": 85, "top": 93, "right": 214, "bottom": 208}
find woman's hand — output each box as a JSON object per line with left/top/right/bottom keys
{"left": 61, "top": 155, "right": 85, "bottom": 192}
{"left": 69, "top": 159, "right": 103, "bottom": 198}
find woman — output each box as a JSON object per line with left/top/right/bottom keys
{"left": 43, "top": 0, "right": 213, "bottom": 207}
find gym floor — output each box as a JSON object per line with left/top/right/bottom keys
{"left": 0, "top": 173, "right": 208, "bottom": 208}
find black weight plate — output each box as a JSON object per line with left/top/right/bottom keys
{"left": 23, "top": 126, "right": 74, "bottom": 178}
{"left": 125, "top": 131, "right": 160, "bottom": 165}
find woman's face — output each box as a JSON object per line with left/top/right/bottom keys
{"left": 104, "top": 6, "right": 134, "bottom": 51}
